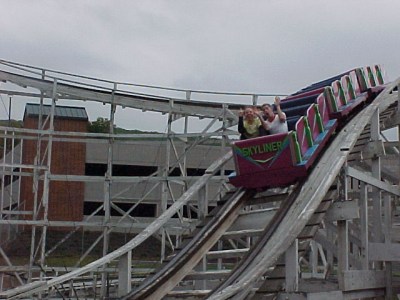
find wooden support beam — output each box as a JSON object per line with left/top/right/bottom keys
{"left": 198, "top": 185, "right": 208, "bottom": 220}
{"left": 361, "top": 140, "right": 386, "bottom": 160}
{"left": 370, "top": 109, "right": 385, "bottom": 269}
{"left": 383, "top": 193, "right": 393, "bottom": 298}
{"left": 206, "top": 248, "right": 249, "bottom": 259}
{"left": 118, "top": 251, "right": 132, "bottom": 297}
{"left": 346, "top": 166, "right": 400, "bottom": 196}
{"left": 337, "top": 220, "right": 349, "bottom": 289}
{"left": 277, "top": 293, "right": 306, "bottom": 300}
{"left": 279, "top": 288, "right": 384, "bottom": 300}
{"left": 325, "top": 200, "right": 359, "bottom": 222}
{"left": 185, "top": 269, "right": 230, "bottom": 280}
{"left": 310, "top": 240, "right": 318, "bottom": 278}
{"left": 307, "top": 291, "right": 343, "bottom": 300}
{"left": 359, "top": 182, "right": 369, "bottom": 270}
{"left": 285, "top": 239, "right": 299, "bottom": 292}
{"left": 342, "top": 270, "right": 385, "bottom": 291}
{"left": 368, "top": 242, "right": 400, "bottom": 261}
{"left": 337, "top": 165, "right": 349, "bottom": 289}
{"left": 167, "top": 290, "right": 211, "bottom": 297}
{"left": 314, "top": 230, "right": 361, "bottom": 270}
{"left": 343, "top": 289, "right": 385, "bottom": 299}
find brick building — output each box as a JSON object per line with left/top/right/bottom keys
{"left": 21, "top": 104, "right": 88, "bottom": 222}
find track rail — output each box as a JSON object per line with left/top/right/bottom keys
{"left": 123, "top": 188, "right": 254, "bottom": 299}
{"left": 207, "top": 181, "right": 305, "bottom": 298}
{"left": 206, "top": 80, "right": 399, "bottom": 299}
{"left": 0, "top": 68, "right": 242, "bottom": 121}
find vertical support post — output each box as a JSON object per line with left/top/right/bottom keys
{"left": 32, "top": 68, "right": 46, "bottom": 238}
{"left": 0, "top": 129, "right": 16, "bottom": 242}
{"left": 359, "top": 182, "right": 369, "bottom": 270}
{"left": 118, "top": 251, "right": 132, "bottom": 297}
{"left": 160, "top": 100, "right": 173, "bottom": 261}
{"left": 101, "top": 83, "right": 117, "bottom": 298}
{"left": 310, "top": 240, "right": 318, "bottom": 277}
{"left": 0, "top": 131, "right": 6, "bottom": 218}
{"left": 40, "top": 89, "right": 56, "bottom": 259}
{"left": 217, "top": 240, "right": 223, "bottom": 270}
{"left": 101, "top": 170, "right": 111, "bottom": 297}
{"left": 371, "top": 109, "right": 383, "bottom": 270}
{"left": 220, "top": 104, "right": 229, "bottom": 199}
{"left": 326, "top": 225, "right": 334, "bottom": 267}
{"left": 193, "top": 256, "right": 208, "bottom": 290}
{"left": 183, "top": 93, "right": 190, "bottom": 181}
{"left": 181, "top": 91, "right": 190, "bottom": 233}
{"left": 8, "top": 134, "right": 15, "bottom": 222}
{"left": 337, "top": 165, "right": 348, "bottom": 289}
{"left": 337, "top": 220, "right": 349, "bottom": 289}
{"left": 338, "top": 164, "right": 348, "bottom": 201}
{"left": 398, "top": 82, "right": 400, "bottom": 187}
{"left": 201, "top": 256, "right": 207, "bottom": 290}
{"left": 383, "top": 194, "right": 393, "bottom": 299}
{"left": 252, "top": 94, "right": 258, "bottom": 106}
{"left": 17, "top": 140, "right": 22, "bottom": 214}
{"left": 39, "top": 171, "right": 50, "bottom": 274}
{"left": 285, "top": 239, "right": 299, "bottom": 292}
{"left": 7, "top": 96, "right": 11, "bottom": 127}
{"left": 198, "top": 185, "right": 208, "bottom": 220}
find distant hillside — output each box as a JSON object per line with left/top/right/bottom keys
{"left": 113, "top": 127, "right": 161, "bottom": 135}
{"left": 87, "top": 117, "right": 160, "bottom": 135}
{"left": 0, "top": 119, "right": 23, "bottom": 128}
{"left": 0, "top": 118, "right": 159, "bottom": 135}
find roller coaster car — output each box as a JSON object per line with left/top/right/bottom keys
{"left": 229, "top": 104, "right": 338, "bottom": 189}
{"left": 323, "top": 68, "right": 383, "bottom": 120}
{"left": 229, "top": 65, "right": 385, "bottom": 189}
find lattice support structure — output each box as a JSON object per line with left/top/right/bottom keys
{"left": 0, "top": 60, "right": 252, "bottom": 297}
{"left": 0, "top": 61, "right": 398, "bottom": 299}
{"left": 276, "top": 86, "right": 400, "bottom": 299}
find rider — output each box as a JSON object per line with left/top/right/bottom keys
{"left": 259, "top": 96, "right": 288, "bottom": 135}
{"left": 238, "top": 106, "right": 262, "bottom": 140}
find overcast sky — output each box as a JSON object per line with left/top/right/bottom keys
{"left": 1, "top": 0, "right": 400, "bottom": 133}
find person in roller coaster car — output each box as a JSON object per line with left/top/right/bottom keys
{"left": 258, "top": 96, "right": 288, "bottom": 135}
{"left": 238, "top": 106, "right": 263, "bottom": 140}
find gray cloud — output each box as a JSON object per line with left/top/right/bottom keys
{"left": 1, "top": 0, "right": 400, "bottom": 131}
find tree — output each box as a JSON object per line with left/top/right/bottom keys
{"left": 88, "top": 117, "right": 111, "bottom": 133}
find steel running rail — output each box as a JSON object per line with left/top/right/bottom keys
{"left": 123, "top": 188, "right": 254, "bottom": 299}
{"left": 206, "top": 79, "right": 400, "bottom": 299}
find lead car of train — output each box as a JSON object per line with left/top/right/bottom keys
{"left": 229, "top": 65, "right": 386, "bottom": 189}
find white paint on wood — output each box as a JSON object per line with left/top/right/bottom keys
{"left": 368, "top": 242, "right": 400, "bottom": 261}
{"left": 285, "top": 239, "right": 299, "bottom": 292}
{"left": 325, "top": 200, "right": 359, "bottom": 221}
{"left": 342, "top": 270, "right": 385, "bottom": 291}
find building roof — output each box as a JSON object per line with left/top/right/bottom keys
{"left": 24, "top": 103, "right": 88, "bottom": 121}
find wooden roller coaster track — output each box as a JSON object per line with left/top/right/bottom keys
{"left": 0, "top": 61, "right": 399, "bottom": 299}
